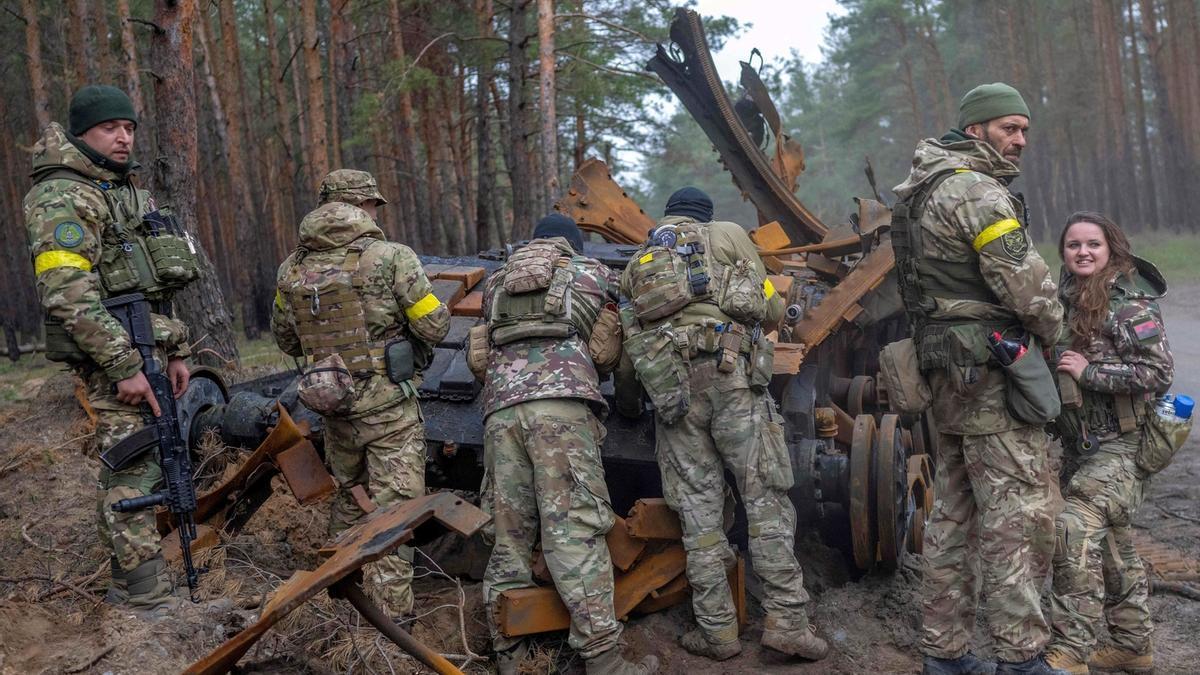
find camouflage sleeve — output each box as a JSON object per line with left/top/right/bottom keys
{"left": 390, "top": 244, "right": 450, "bottom": 346}
{"left": 618, "top": 258, "right": 635, "bottom": 300}
{"left": 708, "top": 221, "right": 784, "bottom": 326}
{"left": 950, "top": 180, "right": 1063, "bottom": 344}
{"left": 270, "top": 258, "right": 303, "bottom": 358}
{"left": 593, "top": 260, "right": 621, "bottom": 304}
{"left": 1081, "top": 297, "right": 1173, "bottom": 395}
{"left": 24, "top": 179, "right": 142, "bottom": 380}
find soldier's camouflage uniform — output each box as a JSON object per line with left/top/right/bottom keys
{"left": 24, "top": 122, "right": 192, "bottom": 606}
{"left": 1048, "top": 258, "right": 1172, "bottom": 663}
{"left": 480, "top": 238, "right": 624, "bottom": 659}
{"left": 892, "top": 133, "right": 1064, "bottom": 663}
{"left": 272, "top": 175, "right": 449, "bottom": 615}
{"left": 619, "top": 217, "right": 804, "bottom": 648}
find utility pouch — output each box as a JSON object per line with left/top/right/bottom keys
{"left": 623, "top": 324, "right": 690, "bottom": 424}
{"left": 98, "top": 238, "right": 149, "bottom": 294}
{"left": 628, "top": 247, "right": 692, "bottom": 322}
{"left": 503, "top": 245, "right": 560, "bottom": 293}
{"left": 43, "top": 316, "right": 89, "bottom": 364}
{"left": 716, "top": 322, "right": 745, "bottom": 374}
{"left": 878, "top": 337, "right": 932, "bottom": 415}
{"left": 298, "top": 353, "right": 356, "bottom": 416}
{"left": 1136, "top": 400, "right": 1193, "bottom": 475}
{"left": 467, "top": 324, "right": 489, "bottom": 379}
{"left": 587, "top": 303, "right": 622, "bottom": 373}
{"left": 749, "top": 334, "right": 774, "bottom": 392}
{"left": 716, "top": 259, "right": 767, "bottom": 324}
{"left": 384, "top": 339, "right": 415, "bottom": 384}
{"left": 999, "top": 336, "right": 1061, "bottom": 426}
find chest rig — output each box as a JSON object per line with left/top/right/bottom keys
{"left": 891, "top": 169, "right": 1023, "bottom": 370}
{"left": 281, "top": 238, "right": 391, "bottom": 377}
{"left": 488, "top": 240, "right": 599, "bottom": 345}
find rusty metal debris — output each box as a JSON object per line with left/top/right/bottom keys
{"left": 186, "top": 492, "right": 489, "bottom": 675}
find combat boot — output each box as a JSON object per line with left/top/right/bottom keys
{"left": 1044, "top": 650, "right": 1088, "bottom": 674}
{"left": 679, "top": 628, "right": 742, "bottom": 661}
{"left": 1087, "top": 645, "right": 1152, "bottom": 674}
{"left": 104, "top": 556, "right": 129, "bottom": 606}
{"left": 995, "top": 653, "right": 1071, "bottom": 675}
{"left": 120, "top": 555, "right": 179, "bottom": 620}
{"left": 494, "top": 640, "right": 529, "bottom": 675}
{"left": 922, "top": 652, "right": 997, "bottom": 674}
{"left": 584, "top": 646, "right": 659, "bottom": 675}
{"left": 760, "top": 615, "right": 829, "bottom": 661}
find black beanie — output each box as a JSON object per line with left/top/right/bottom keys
{"left": 533, "top": 213, "right": 584, "bottom": 253}
{"left": 664, "top": 187, "right": 714, "bottom": 222}
{"left": 69, "top": 85, "right": 138, "bottom": 136}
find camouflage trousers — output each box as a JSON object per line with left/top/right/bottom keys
{"left": 325, "top": 396, "right": 426, "bottom": 616}
{"left": 94, "top": 404, "right": 164, "bottom": 575}
{"left": 1049, "top": 432, "right": 1151, "bottom": 662}
{"left": 481, "top": 398, "right": 621, "bottom": 659}
{"left": 921, "top": 426, "right": 1058, "bottom": 663}
{"left": 655, "top": 359, "right": 808, "bottom": 645}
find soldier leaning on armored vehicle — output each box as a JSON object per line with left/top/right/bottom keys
{"left": 617, "top": 188, "right": 830, "bottom": 663}
{"left": 24, "top": 85, "right": 201, "bottom": 615}
{"left": 271, "top": 169, "right": 450, "bottom": 617}
{"left": 1044, "top": 211, "right": 1183, "bottom": 675}
{"left": 469, "top": 214, "right": 657, "bottom": 675}
{"left": 891, "top": 83, "right": 1068, "bottom": 675}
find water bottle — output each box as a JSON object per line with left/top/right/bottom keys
{"left": 1156, "top": 394, "right": 1194, "bottom": 421}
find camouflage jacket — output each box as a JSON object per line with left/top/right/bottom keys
{"left": 481, "top": 237, "right": 619, "bottom": 417}
{"left": 271, "top": 201, "right": 450, "bottom": 417}
{"left": 1060, "top": 257, "right": 1173, "bottom": 397}
{"left": 892, "top": 133, "right": 1063, "bottom": 434}
{"left": 618, "top": 216, "right": 784, "bottom": 330}
{"left": 24, "top": 122, "right": 190, "bottom": 383}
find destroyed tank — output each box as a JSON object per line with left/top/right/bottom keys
{"left": 178, "top": 7, "right": 932, "bottom": 576}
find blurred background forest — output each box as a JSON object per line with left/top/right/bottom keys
{"left": 2, "top": 0, "right": 1199, "bottom": 361}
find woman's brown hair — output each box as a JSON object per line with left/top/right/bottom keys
{"left": 1058, "top": 210, "right": 1136, "bottom": 348}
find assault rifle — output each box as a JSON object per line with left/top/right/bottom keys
{"left": 99, "top": 293, "right": 202, "bottom": 601}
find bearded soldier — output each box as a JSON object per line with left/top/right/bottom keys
{"left": 618, "top": 188, "right": 829, "bottom": 663}
{"left": 271, "top": 169, "right": 449, "bottom": 616}
{"left": 25, "top": 85, "right": 201, "bottom": 613}
{"left": 891, "top": 83, "right": 1067, "bottom": 675}
{"left": 473, "top": 214, "right": 657, "bottom": 675}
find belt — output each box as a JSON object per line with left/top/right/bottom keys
{"left": 686, "top": 321, "right": 754, "bottom": 356}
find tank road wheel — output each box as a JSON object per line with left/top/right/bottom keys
{"left": 874, "top": 413, "right": 909, "bottom": 571}
{"left": 850, "top": 414, "right": 877, "bottom": 570}
{"left": 847, "top": 375, "right": 873, "bottom": 418}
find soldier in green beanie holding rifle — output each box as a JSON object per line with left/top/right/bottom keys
{"left": 893, "top": 82, "right": 1068, "bottom": 675}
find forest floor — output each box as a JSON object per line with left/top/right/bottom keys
{"left": 1, "top": 282, "right": 1199, "bottom": 674}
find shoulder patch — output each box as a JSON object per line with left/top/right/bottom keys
{"left": 53, "top": 221, "right": 85, "bottom": 248}
{"left": 1000, "top": 228, "right": 1028, "bottom": 261}
{"left": 1128, "top": 315, "right": 1162, "bottom": 343}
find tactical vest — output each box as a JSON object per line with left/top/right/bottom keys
{"left": 281, "top": 238, "right": 391, "bottom": 376}
{"left": 891, "top": 169, "right": 1018, "bottom": 370}
{"left": 488, "top": 241, "right": 599, "bottom": 345}
{"left": 627, "top": 222, "right": 722, "bottom": 323}
{"left": 37, "top": 169, "right": 201, "bottom": 364}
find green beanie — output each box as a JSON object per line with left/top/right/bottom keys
{"left": 68, "top": 85, "right": 138, "bottom": 136}
{"left": 957, "top": 82, "right": 1029, "bottom": 129}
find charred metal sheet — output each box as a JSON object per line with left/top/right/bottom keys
{"left": 625, "top": 498, "right": 684, "bottom": 540}
{"left": 606, "top": 516, "right": 647, "bottom": 572}
{"left": 497, "top": 544, "right": 688, "bottom": 638}
{"left": 553, "top": 158, "right": 657, "bottom": 245}
{"left": 186, "top": 492, "right": 488, "bottom": 675}
{"left": 796, "top": 242, "right": 896, "bottom": 351}
{"left": 647, "top": 8, "right": 827, "bottom": 245}
{"left": 274, "top": 440, "right": 336, "bottom": 505}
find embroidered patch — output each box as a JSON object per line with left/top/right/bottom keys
{"left": 1132, "top": 319, "right": 1160, "bottom": 342}
{"left": 1000, "top": 228, "right": 1028, "bottom": 260}
{"left": 53, "top": 221, "right": 85, "bottom": 248}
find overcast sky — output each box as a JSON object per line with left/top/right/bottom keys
{"left": 691, "top": 0, "right": 845, "bottom": 78}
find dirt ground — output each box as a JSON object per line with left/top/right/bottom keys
{"left": 1, "top": 286, "right": 1199, "bottom": 674}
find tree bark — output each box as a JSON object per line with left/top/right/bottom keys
{"left": 67, "top": 0, "right": 94, "bottom": 89}
{"left": 1126, "top": 0, "right": 1159, "bottom": 226}
{"left": 150, "top": 0, "right": 239, "bottom": 366}
{"left": 537, "top": 0, "right": 558, "bottom": 211}
{"left": 22, "top": 0, "right": 50, "bottom": 134}
{"left": 387, "top": 0, "right": 429, "bottom": 243}
{"left": 263, "top": 0, "right": 299, "bottom": 251}
{"left": 329, "top": 0, "right": 348, "bottom": 169}
{"left": 508, "top": 0, "right": 535, "bottom": 238}
{"left": 475, "top": 0, "right": 499, "bottom": 249}
{"left": 301, "top": 0, "right": 330, "bottom": 188}
{"left": 92, "top": 2, "right": 116, "bottom": 82}
{"left": 116, "top": 0, "right": 145, "bottom": 116}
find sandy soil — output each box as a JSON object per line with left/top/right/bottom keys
{"left": 1, "top": 285, "right": 1198, "bottom": 674}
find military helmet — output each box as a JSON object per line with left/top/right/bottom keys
{"left": 319, "top": 169, "right": 387, "bottom": 206}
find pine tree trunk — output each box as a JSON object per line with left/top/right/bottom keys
{"left": 150, "top": 0, "right": 239, "bottom": 366}
{"left": 387, "top": 0, "right": 430, "bottom": 242}
{"left": 329, "top": 0, "right": 348, "bottom": 168}
{"left": 22, "top": 0, "right": 50, "bottom": 133}
{"left": 301, "top": 0, "right": 330, "bottom": 188}
{"left": 263, "top": 0, "right": 299, "bottom": 251}
{"left": 116, "top": 0, "right": 145, "bottom": 116}
{"left": 1126, "top": 0, "right": 1159, "bottom": 226}
{"left": 475, "top": 0, "right": 499, "bottom": 250}
{"left": 67, "top": 0, "right": 94, "bottom": 89}
{"left": 92, "top": 2, "right": 116, "bottom": 82}
{"left": 1141, "top": 0, "right": 1186, "bottom": 228}
{"left": 537, "top": 0, "right": 558, "bottom": 211}
{"left": 508, "top": 0, "right": 534, "bottom": 238}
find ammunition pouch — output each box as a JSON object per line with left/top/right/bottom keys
{"left": 997, "top": 335, "right": 1061, "bottom": 426}
{"left": 298, "top": 353, "right": 356, "bottom": 416}
{"left": 748, "top": 333, "right": 774, "bottom": 392}
{"left": 43, "top": 316, "right": 89, "bottom": 364}
{"left": 384, "top": 339, "right": 415, "bottom": 385}
{"left": 466, "top": 323, "right": 489, "bottom": 379}
{"left": 878, "top": 337, "right": 932, "bottom": 415}
{"left": 489, "top": 241, "right": 595, "bottom": 346}
{"left": 98, "top": 211, "right": 200, "bottom": 297}
{"left": 587, "top": 303, "right": 622, "bottom": 374}
{"left": 620, "top": 306, "right": 690, "bottom": 424}
{"left": 1136, "top": 398, "right": 1193, "bottom": 475}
